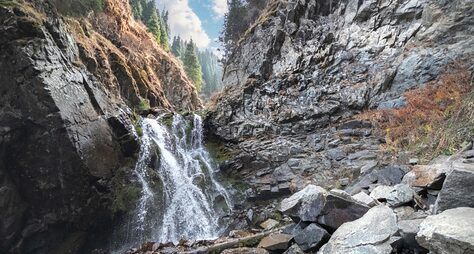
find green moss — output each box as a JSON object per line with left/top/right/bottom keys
{"left": 135, "top": 126, "right": 143, "bottom": 137}
{"left": 137, "top": 98, "right": 151, "bottom": 112}
{"left": 205, "top": 141, "right": 231, "bottom": 164}
{"left": 111, "top": 183, "right": 141, "bottom": 213}
{"left": 161, "top": 115, "right": 174, "bottom": 127}
{"left": 0, "top": 0, "right": 16, "bottom": 7}
{"left": 109, "top": 164, "right": 142, "bottom": 214}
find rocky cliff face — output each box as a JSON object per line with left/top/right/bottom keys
{"left": 207, "top": 0, "right": 473, "bottom": 200}
{"left": 0, "top": 0, "right": 201, "bottom": 253}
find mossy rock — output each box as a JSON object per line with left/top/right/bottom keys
{"left": 205, "top": 141, "right": 232, "bottom": 164}
{"left": 0, "top": 0, "right": 16, "bottom": 7}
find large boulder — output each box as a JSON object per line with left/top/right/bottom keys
{"left": 318, "top": 206, "right": 398, "bottom": 254}
{"left": 258, "top": 233, "right": 294, "bottom": 251}
{"left": 434, "top": 163, "right": 474, "bottom": 213}
{"left": 293, "top": 223, "right": 330, "bottom": 252}
{"left": 317, "top": 190, "right": 370, "bottom": 231}
{"left": 345, "top": 166, "right": 407, "bottom": 195}
{"left": 402, "top": 164, "right": 448, "bottom": 190}
{"left": 397, "top": 219, "right": 428, "bottom": 253}
{"left": 279, "top": 185, "right": 327, "bottom": 222}
{"left": 416, "top": 207, "right": 474, "bottom": 254}
{"left": 370, "top": 184, "right": 414, "bottom": 207}
{"left": 283, "top": 244, "right": 305, "bottom": 254}
{"left": 280, "top": 186, "right": 370, "bottom": 230}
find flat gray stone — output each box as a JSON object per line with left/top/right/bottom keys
{"left": 416, "top": 207, "right": 474, "bottom": 254}
{"left": 318, "top": 206, "right": 398, "bottom": 254}
{"left": 279, "top": 185, "right": 327, "bottom": 222}
{"left": 370, "top": 184, "right": 414, "bottom": 207}
{"left": 435, "top": 163, "right": 474, "bottom": 213}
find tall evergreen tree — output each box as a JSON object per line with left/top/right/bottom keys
{"left": 130, "top": 0, "right": 143, "bottom": 19}
{"left": 183, "top": 39, "right": 203, "bottom": 92}
{"left": 171, "top": 36, "right": 183, "bottom": 58}
{"left": 160, "top": 19, "right": 170, "bottom": 51}
{"left": 142, "top": 0, "right": 156, "bottom": 23}
{"left": 146, "top": 9, "right": 161, "bottom": 43}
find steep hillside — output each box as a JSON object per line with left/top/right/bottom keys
{"left": 207, "top": 0, "right": 473, "bottom": 199}
{"left": 0, "top": 0, "right": 201, "bottom": 253}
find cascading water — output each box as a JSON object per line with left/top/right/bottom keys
{"left": 114, "top": 114, "right": 232, "bottom": 251}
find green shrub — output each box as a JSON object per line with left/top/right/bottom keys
{"left": 137, "top": 98, "right": 150, "bottom": 111}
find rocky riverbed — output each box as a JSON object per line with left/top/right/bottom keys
{"left": 126, "top": 143, "right": 474, "bottom": 253}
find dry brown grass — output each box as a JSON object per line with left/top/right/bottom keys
{"left": 359, "top": 63, "right": 473, "bottom": 161}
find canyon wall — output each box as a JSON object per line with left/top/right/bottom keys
{"left": 0, "top": 0, "right": 201, "bottom": 253}
{"left": 207, "top": 0, "right": 473, "bottom": 201}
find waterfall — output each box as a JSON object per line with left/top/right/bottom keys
{"left": 115, "top": 114, "right": 232, "bottom": 250}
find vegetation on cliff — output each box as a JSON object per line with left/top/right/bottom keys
{"left": 361, "top": 65, "right": 473, "bottom": 161}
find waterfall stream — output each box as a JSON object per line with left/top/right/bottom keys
{"left": 114, "top": 114, "right": 232, "bottom": 250}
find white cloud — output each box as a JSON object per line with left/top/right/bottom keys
{"left": 156, "top": 0, "right": 211, "bottom": 49}
{"left": 212, "top": 0, "right": 228, "bottom": 18}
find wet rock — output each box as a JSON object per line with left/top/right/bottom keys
{"left": 258, "top": 233, "right": 293, "bottom": 251}
{"left": 416, "top": 207, "right": 474, "bottom": 254}
{"left": 318, "top": 206, "right": 398, "bottom": 254}
{"left": 279, "top": 185, "right": 327, "bottom": 222}
{"left": 293, "top": 223, "right": 330, "bottom": 252}
{"left": 221, "top": 248, "right": 270, "bottom": 254}
{"left": 370, "top": 184, "right": 414, "bottom": 207}
{"left": 434, "top": 163, "right": 474, "bottom": 213}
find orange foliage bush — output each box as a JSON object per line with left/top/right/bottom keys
{"left": 360, "top": 63, "right": 473, "bottom": 158}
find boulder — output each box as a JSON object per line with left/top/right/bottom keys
{"left": 352, "top": 192, "right": 376, "bottom": 207}
{"left": 345, "top": 166, "right": 407, "bottom": 195}
{"left": 280, "top": 186, "right": 370, "bottom": 229}
{"left": 259, "top": 219, "right": 279, "bottom": 230}
{"left": 317, "top": 190, "right": 370, "bottom": 231}
{"left": 283, "top": 244, "right": 305, "bottom": 254}
{"left": 293, "top": 223, "right": 330, "bottom": 252}
{"left": 397, "top": 219, "right": 428, "bottom": 253}
{"left": 318, "top": 206, "right": 398, "bottom": 254}
{"left": 222, "top": 248, "right": 270, "bottom": 254}
{"left": 402, "top": 164, "right": 448, "bottom": 190}
{"left": 416, "top": 207, "right": 474, "bottom": 254}
{"left": 258, "top": 233, "right": 294, "bottom": 251}
{"left": 434, "top": 163, "right": 474, "bottom": 213}
{"left": 370, "top": 184, "right": 414, "bottom": 207}
{"left": 279, "top": 185, "right": 327, "bottom": 222}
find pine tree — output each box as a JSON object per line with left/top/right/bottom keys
{"left": 130, "top": 0, "right": 143, "bottom": 19}
{"left": 160, "top": 18, "right": 170, "bottom": 51}
{"left": 147, "top": 10, "right": 161, "bottom": 43}
{"left": 142, "top": 0, "right": 156, "bottom": 23}
{"left": 171, "top": 36, "right": 183, "bottom": 58}
{"left": 161, "top": 10, "right": 170, "bottom": 36}
{"left": 183, "top": 39, "right": 203, "bottom": 92}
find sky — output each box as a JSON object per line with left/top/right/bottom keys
{"left": 156, "top": 0, "right": 227, "bottom": 53}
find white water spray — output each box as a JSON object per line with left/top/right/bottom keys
{"left": 120, "top": 114, "right": 232, "bottom": 248}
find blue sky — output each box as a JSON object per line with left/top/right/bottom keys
{"left": 156, "top": 0, "right": 227, "bottom": 53}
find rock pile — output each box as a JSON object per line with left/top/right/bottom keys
{"left": 216, "top": 146, "right": 474, "bottom": 254}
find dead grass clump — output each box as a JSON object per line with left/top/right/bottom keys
{"left": 359, "top": 64, "right": 473, "bottom": 160}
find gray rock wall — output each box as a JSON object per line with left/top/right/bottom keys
{"left": 207, "top": 0, "right": 473, "bottom": 203}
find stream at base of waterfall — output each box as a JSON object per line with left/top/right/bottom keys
{"left": 112, "top": 114, "right": 232, "bottom": 252}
